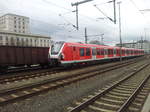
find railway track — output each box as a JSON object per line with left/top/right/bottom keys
{"left": 68, "top": 63, "right": 150, "bottom": 112}
{"left": 0, "top": 57, "right": 144, "bottom": 84}
{"left": 0, "top": 67, "right": 63, "bottom": 84}
{"left": 0, "top": 57, "right": 146, "bottom": 106}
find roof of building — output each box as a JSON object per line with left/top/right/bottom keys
{"left": 0, "top": 30, "right": 51, "bottom": 39}
{"left": 0, "top": 13, "right": 29, "bottom": 19}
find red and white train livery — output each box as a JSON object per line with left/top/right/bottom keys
{"left": 50, "top": 42, "right": 144, "bottom": 65}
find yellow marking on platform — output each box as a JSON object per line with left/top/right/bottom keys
{"left": 32, "top": 88, "right": 40, "bottom": 91}
{"left": 106, "top": 94, "right": 127, "bottom": 99}
{"left": 0, "top": 97, "right": 6, "bottom": 101}
{"left": 101, "top": 97, "right": 124, "bottom": 103}
{"left": 11, "top": 94, "right": 18, "bottom": 98}
{"left": 23, "top": 91, "right": 30, "bottom": 94}
{"left": 109, "top": 91, "right": 130, "bottom": 97}
{"left": 129, "top": 107, "right": 139, "bottom": 111}
{"left": 89, "top": 105, "right": 115, "bottom": 112}
{"left": 95, "top": 101, "right": 120, "bottom": 108}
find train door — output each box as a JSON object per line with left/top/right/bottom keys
{"left": 92, "top": 47, "right": 96, "bottom": 60}
{"left": 114, "top": 48, "right": 116, "bottom": 57}
{"left": 104, "top": 48, "right": 108, "bottom": 58}
{"left": 72, "top": 46, "right": 77, "bottom": 60}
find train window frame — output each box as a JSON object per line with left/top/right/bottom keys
{"left": 80, "top": 48, "right": 85, "bottom": 56}
{"left": 86, "top": 48, "right": 90, "bottom": 56}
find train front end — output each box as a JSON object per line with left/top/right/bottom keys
{"left": 49, "top": 42, "right": 65, "bottom": 66}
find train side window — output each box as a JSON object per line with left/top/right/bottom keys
{"left": 86, "top": 48, "right": 90, "bottom": 56}
{"left": 80, "top": 48, "right": 85, "bottom": 56}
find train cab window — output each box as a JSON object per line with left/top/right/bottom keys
{"left": 51, "top": 42, "right": 64, "bottom": 55}
{"left": 80, "top": 48, "right": 85, "bottom": 56}
{"left": 86, "top": 48, "right": 90, "bottom": 56}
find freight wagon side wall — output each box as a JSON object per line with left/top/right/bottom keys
{"left": 0, "top": 46, "right": 49, "bottom": 67}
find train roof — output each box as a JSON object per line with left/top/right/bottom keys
{"left": 64, "top": 42, "right": 144, "bottom": 51}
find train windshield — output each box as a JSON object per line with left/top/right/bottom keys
{"left": 51, "top": 42, "right": 64, "bottom": 55}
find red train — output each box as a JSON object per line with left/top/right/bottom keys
{"left": 0, "top": 41, "right": 144, "bottom": 72}
{"left": 50, "top": 42, "right": 144, "bottom": 66}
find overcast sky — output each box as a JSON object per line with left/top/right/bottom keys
{"left": 0, "top": 0, "right": 150, "bottom": 45}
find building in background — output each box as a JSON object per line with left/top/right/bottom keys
{"left": 0, "top": 13, "right": 30, "bottom": 34}
{"left": 116, "top": 40, "right": 150, "bottom": 54}
{"left": 0, "top": 13, "right": 51, "bottom": 47}
{"left": 0, "top": 31, "right": 51, "bottom": 47}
